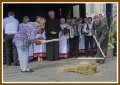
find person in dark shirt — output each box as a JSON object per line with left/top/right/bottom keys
{"left": 45, "top": 10, "right": 61, "bottom": 61}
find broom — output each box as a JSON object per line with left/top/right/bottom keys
{"left": 41, "top": 38, "right": 62, "bottom": 44}
{"left": 77, "top": 36, "right": 105, "bottom": 60}
{"left": 37, "top": 38, "right": 62, "bottom": 61}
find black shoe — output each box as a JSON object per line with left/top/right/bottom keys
{"left": 96, "top": 61, "right": 100, "bottom": 63}
{"left": 7, "top": 64, "right": 11, "bottom": 66}
{"left": 91, "top": 55, "right": 95, "bottom": 57}
{"left": 56, "top": 59, "right": 60, "bottom": 61}
{"left": 85, "top": 54, "right": 88, "bottom": 57}
{"left": 99, "top": 59, "right": 105, "bottom": 64}
{"left": 3, "top": 61, "right": 6, "bottom": 64}
{"left": 21, "top": 69, "right": 34, "bottom": 73}
{"left": 47, "top": 60, "right": 51, "bottom": 61}
{"left": 85, "top": 56, "right": 88, "bottom": 58}
{"left": 13, "top": 63, "right": 20, "bottom": 66}
{"left": 69, "top": 55, "right": 72, "bottom": 58}
{"left": 75, "top": 55, "right": 79, "bottom": 58}
{"left": 69, "top": 55, "right": 72, "bottom": 57}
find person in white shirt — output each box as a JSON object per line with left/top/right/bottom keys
{"left": 83, "top": 17, "right": 94, "bottom": 57}
{"left": 33, "top": 25, "right": 46, "bottom": 61}
{"left": 19, "top": 16, "right": 29, "bottom": 31}
{"left": 77, "top": 18, "right": 84, "bottom": 56}
{"left": 3, "top": 11, "right": 19, "bottom": 66}
{"left": 59, "top": 18, "right": 69, "bottom": 58}
{"left": 65, "top": 18, "right": 71, "bottom": 29}
{"left": 65, "top": 18, "right": 71, "bottom": 54}
{"left": 83, "top": 17, "right": 88, "bottom": 24}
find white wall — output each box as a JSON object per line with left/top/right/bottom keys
{"left": 86, "top": 3, "right": 106, "bottom": 18}
{"left": 112, "top": 3, "right": 117, "bottom": 23}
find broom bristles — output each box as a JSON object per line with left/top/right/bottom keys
{"left": 59, "top": 61, "right": 101, "bottom": 76}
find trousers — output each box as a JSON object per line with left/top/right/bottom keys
{"left": 17, "top": 47, "right": 29, "bottom": 71}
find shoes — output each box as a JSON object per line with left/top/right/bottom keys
{"left": 91, "top": 55, "right": 95, "bottom": 57}
{"left": 47, "top": 60, "right": 50, "bottom": 61}
{"left": 75, "top": 53, "right": 79, "bottom": 58}
{"left": 3, "top": 61, "right": 6, "bottom": 64}
{"left": 56, "top": 59, "right": 60, "bottom": 61}
{"left": 96, "top": 60, "right": 105, "bottom": 64}
{"left": 85, "top": 55, "right": 88, "bottom": 58}
{"left": 13, "top": 63, "right": 20, "bottom": 66}
{"left": 100, "top": 59, "right": 105, "bottom": 64}
{"left": 21, "top": 69, "right": 34, "bottom": 73}
{"left": 96, "top": 61, "right": 100, "bottom": 63}
{"left": 7, "top": 63, "right": 11, "bottom": 66}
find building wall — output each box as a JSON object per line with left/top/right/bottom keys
{"left": 86, "top": 3, "right": 106, "bottom": 18}
{"left": 112, "top": 3, "right": 117, "bottom": 23}
{"left": 85, "top": 3, "right": 117, "bottom": 23}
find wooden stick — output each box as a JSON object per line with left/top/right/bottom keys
{"left": 77, "top": 37, "right": 106, "bottom": 60}
{"left": 41, "top": 38, "right": 62, "bottom": 44}
{"left": 77, "top": 57, "right": 104, "bottom": 59}
{"left": 94, "top": 37, "right": 106, "bottom": 58}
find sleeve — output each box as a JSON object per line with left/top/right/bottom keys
{"left": 56, "top": 19, "right": 61, "bottom": 33}
{"left": 45, "top": 20, "right": 51, "bottom": 33}
{"left": 67, "top": 25, "right": 70, "bottom": 29}
{"left": 3, "top": 18, "right": 6, "bottom": 38}
{"left": 17, "top": 20, "right": 19, "bottom": 31}
{"left": 79, "top": 36, "right": 81, "bottom": 38}
{"left": 27, "top": 24, "right": 38, "bottom": 43}
{"left": 36, "top": 34, "right": 40, "bottom": 38}
{"left": 42, "top": 30, "right": 46, "bottom": 39}
{"left": 79, "top": 26, "right": 81, "bottom": 38}
{"left": 99, "top": 25, "right": 108, "bottom": 43}
{"left": 59, "top": 30, "right": 62, "bottom": 37}
{"left": 66, "top": 33, "right": 69, "bottom": 39}
{"left": 3, "top": 18, "right": 6, "bottom": 30}
{"left": 83, "top": 24, "right": 88, "bottom": 33}
{"left": 18, "top": 24, "right": 21, "bottom": 31}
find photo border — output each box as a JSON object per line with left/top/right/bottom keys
{"left": 0, "top": 1, "right": 119, "bottom": 85}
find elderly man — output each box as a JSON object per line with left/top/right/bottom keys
{"left": 92, "top": 16, "right": 108, "bottom": 64}
{"left": 19, "top": 16, "right": 29, "bottom": 31}
{"left": 45, "top": 10, "right": 61, "bottom": 61}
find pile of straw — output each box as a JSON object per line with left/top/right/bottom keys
{"left": 59, "top": 61, "right": 101, "bottom": 76}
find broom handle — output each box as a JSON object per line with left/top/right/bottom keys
{"left": 94, "top": 37, "right": 106, "bottom": 58}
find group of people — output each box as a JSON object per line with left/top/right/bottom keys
{"left": 3, "top": 10, "right": 108, "bottom": 72}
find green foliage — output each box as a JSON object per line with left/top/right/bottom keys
{"left": 98, "top": 14, "right": 117, "bottom": 45}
